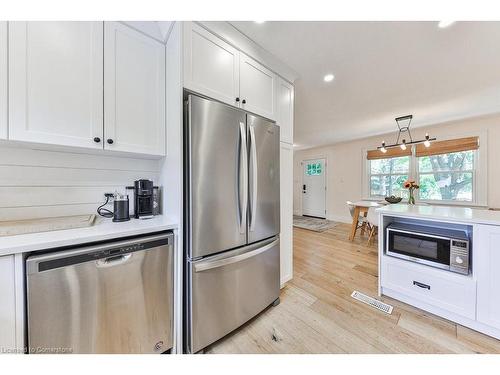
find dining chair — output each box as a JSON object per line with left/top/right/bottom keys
{"left": 346, "top": 201, "right": 370, "bottom": 237}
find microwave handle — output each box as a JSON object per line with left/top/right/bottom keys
{"left": 413, "top": 280, "right": 431, "bottom": 290}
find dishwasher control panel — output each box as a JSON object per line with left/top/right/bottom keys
{"left": 27, "top": 232, "right": 172, "bottom": 274}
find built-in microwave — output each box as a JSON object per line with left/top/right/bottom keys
{"left": 386, "top": 222, "right": 470, "bottom": 275}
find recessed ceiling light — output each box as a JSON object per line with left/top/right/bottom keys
{"left": 255, "top": 21, "right": 266, "bottom": 24}
{"left": 324, "top": 74, "right": 335, "bottom": 82}
{"left": 438, "top": 21, "right": 456, "bottom": 28}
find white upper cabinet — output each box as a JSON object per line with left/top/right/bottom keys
{"left": 104, "top": 22, "right": 166, "bottom": 156}
{"left": 239, "top": 53, "right": 277, "bottom": 121}
{"left": 0, "top": 22, "right": 6, "bottom": 140}
{"left": 184, "top": 23, "right": 240, "bottom": 107}
{"left": 183, "top": 22, "right": 280, "bottom": 120}
{"left": 475, "top": 224, "right": 500, "bottom": 330}
{"left": 277, "top": 77, "right": 294, "bottom": 144}
{"left": 8, "top": 22, "right": 104, "bottom": 148}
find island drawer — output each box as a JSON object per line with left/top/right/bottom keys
{"left": 381, "top": 257, "right": 476, "bottom": 320}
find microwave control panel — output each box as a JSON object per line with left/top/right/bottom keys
{"left": 450, "top": 239, "right": 470, "bottom": 274}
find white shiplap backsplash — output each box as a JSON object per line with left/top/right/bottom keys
{"left": 0, "top": 146, "right": 160, "bottom": 221}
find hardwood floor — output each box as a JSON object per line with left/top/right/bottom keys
{"left": 206, "top": 223, "right": 500, "bottom": 353}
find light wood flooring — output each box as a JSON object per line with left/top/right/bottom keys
{"left": 206, "top": 223, "right": 500, "bottom": 353}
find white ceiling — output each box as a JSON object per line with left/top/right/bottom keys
{"left": 231, "top": 21, "right": 500, "bottom": 149}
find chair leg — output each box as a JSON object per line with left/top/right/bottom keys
{"left": 367, "top": 226, "right": 377, "bottom": 245}
{"left": 361, "top": 222, "right": 367, "bottom": 235}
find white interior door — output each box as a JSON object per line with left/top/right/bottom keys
{"left": 302, "top": 158, "right": 326, "bottom": 218}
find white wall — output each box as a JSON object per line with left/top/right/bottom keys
{"left": 0, "top": 145, "right": 160, "bottom": 221}
{"left": 294, "top": 113, "right": 500, "bottom": 223}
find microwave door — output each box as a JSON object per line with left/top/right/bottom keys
{"left": 387, "top": 229, "right": 451, "bottom": 269}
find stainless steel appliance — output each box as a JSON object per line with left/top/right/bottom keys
{"left": 386, "top": 222, "right": 470, "bottom": 274}
{"left": 184, "top": 93, "right": 280, "bottom": 353}
{"left": 26, "top": 232, "right": 174, "bottom": 354}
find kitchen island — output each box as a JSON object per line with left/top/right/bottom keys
{"left": 377, "top": 204, "right": 500, "bottom": 341}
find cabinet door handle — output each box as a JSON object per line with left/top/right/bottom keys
{"left": 93, "top": 137, "right": 101, "bottom": 143}
{"left": 242, "top": 99, "right": 246, "bottom": 104}
{"left": 413, "top": 281, "right": 431, "bottom": 290}
{"left": 235, "top": 97, "right": 240, "bottom": 102}
{"left": 107, "top": 139, "right": 114, "bottom": 145}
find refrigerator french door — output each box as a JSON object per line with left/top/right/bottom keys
{"left": 184, "top": 93, "right": 280, "bottom": 353}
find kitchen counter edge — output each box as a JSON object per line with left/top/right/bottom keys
{"left": 377, "top": 204, "right": 500, "bottom": 226}
{"left": 0, "top": 216, "right": 178, "bottom": 256}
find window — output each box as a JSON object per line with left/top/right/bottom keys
{"left": 365, "top": 136, "right": 482, "bottom": 205}
{"left": 417, "top": 150, "right": 474, "bottom": 202}
{"left": 369, "top": 156, "right": 410, "bottom": 198}
{"left": 306, "top": 162, "right": 323, "bottom": 176}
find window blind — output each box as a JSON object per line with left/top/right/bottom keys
{"left": 366, "top": 147, "right": 411, "bottom": 160}
{"left": 415, "top": 136, "right": 479, "bottom": 157}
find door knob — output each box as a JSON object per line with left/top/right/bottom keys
{"left": 107, "top": 139, "right": 114, "bottom": 144}
{"left": 93, "top": 137, "right": 101, "bottom": 143}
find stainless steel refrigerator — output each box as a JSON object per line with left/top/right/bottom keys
{"left": 184, "top": 93, "right": 280, "bottom": 353}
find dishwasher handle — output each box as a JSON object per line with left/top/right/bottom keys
{"left": 96, "top": 254, "right": 133, "bottom": 268}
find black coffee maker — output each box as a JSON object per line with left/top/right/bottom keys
{"left": 127, "top": 179, "right": 154, "bottom": 219}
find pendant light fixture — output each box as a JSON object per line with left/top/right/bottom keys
{"left": 377, "top": 115, "right": 436, "bottom": 153}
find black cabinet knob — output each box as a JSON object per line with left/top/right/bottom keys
{"left": 93, "top": 137, "right": 101, "bottom": 143}
{"left": 235, "top": 97, "right": 240, "bottom": 102}
{"left": 242, "top": 99, "right": 246, "bottom": 104}
{"left": 107, "top": 139, "right": 114, "bottom": 144}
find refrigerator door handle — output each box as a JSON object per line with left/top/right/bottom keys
{"left": 239, "top": 121, "right": 248, "bottom": 234}
{"left": 194, "top": 238, "right": 279, "bottom": 272}
{"left": 249, "top": 124, "right": 258, "bottom": 231}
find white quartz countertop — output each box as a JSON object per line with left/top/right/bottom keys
{"left": 0, "top": 215, "right": 178, "bottom": 256}
{"left": 377, "top": 204, "right": 500, "bottom": 226}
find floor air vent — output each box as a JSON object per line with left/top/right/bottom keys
{"left": 351, "top": 291, "right": 393, "bottom": 314}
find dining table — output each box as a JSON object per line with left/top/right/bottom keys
{"left": 348, "top": 200, "right": 386, "bottom": 241}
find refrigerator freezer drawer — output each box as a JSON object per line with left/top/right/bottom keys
{"left": 188, "top": 237, "right": 280, "bottom": 353}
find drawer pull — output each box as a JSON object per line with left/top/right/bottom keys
{"left": 413, "top": 281, "right": 431, "bottom": 290}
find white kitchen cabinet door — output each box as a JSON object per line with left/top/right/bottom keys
{"left": 280, "top": 142, "right": 294, "bottom": 286}
{"left": 0, "top": 22, "right": 7, "bottom": 140}
{"left": 183, "top": 23, "right": 240, "bottom": 107}
{"left": 104, "top": 22, "right": 166, "bottom": 156}
{"left": 9, "top": 21, "right": 104, "bottom": 148}
{"left": 0, "top": 255, "right": 19, "bottom": 352}
{"left": 476, "top": 224, "right": 500, "bottom": 330}
{"left": 239, "top": 52, "right": 277, "bottom": 121}
{"left": 277, "top": 77, "right": 294, "bottom": 144}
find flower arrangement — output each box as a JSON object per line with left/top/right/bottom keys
{"left": 403, "top": 180, "right": 419, "bottom": 205}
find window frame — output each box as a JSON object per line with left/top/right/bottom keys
{"left": 367, "top": 156, "right": 412, "bottom": 199}
{"left": 362, "top": 132, "right": 487, "bottom": 207}
{"left": 415, "top": 150, "right": 477, "bottom": 204}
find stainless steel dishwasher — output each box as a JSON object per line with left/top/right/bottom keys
{"left": 26, "top": 232, "right": 174, "bottom": 354}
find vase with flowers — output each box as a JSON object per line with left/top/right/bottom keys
{"left": 403, "top": 180, "right": 419, "bottom": 205}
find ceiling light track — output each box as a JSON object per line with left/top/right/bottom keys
{"left": 377, "top": 115, "right": 436, "bottom": 153}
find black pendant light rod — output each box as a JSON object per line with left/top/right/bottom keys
{"left": 377, "top": 115, "right": 436, "bottom": 151}
{"left": 377, "top": 137, "right": 437, "bottom": 150}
